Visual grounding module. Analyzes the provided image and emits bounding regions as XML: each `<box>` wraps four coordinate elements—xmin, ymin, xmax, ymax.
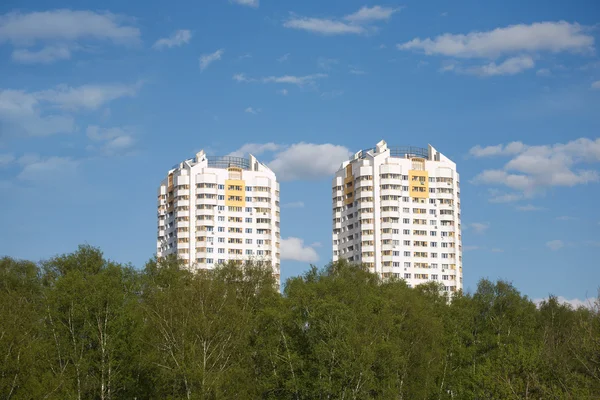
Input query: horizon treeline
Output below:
<box><xmin>1</xmin><ymin>245</ymin><xmax>599</xmax><ymax>399</ymax></box>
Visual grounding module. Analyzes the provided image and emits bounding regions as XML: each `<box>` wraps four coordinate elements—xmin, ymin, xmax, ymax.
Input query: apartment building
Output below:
<box><xmin>332</xmin><ymin>140</ymin><xmax>462</xmax><ymax>295</ymax></box>
<box><xmin>157</xmin><ymin>150</ymin><xmax>281</xmax><ymax>284</ymax></box>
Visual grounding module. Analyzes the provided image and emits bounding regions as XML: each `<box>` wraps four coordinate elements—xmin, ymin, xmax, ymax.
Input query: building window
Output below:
<box><xmin>207</xmin><ymin>258</ymin><xmax>214</xmax><ymax>264</ymax></box>
<box><xmin>207</xmin><ymin>248</ymin><xmax>214</xmax><ymax>253</ymax></box>
<box><xmin>404</xmin><ymin>251</ymin><xmax>410</xmax><ymax>257</ymax></box>
<box><xmin>246</xmin><ymin>197</ymin><xmax>252</xmax><ymax>202</ymax></box>
<box><xmin>218</xmin><ymin>237</ymin><xmax>225</xmax><ymax>243</ymax></box>
<box><xmin>218</xmin><ymin>216</ymin><xmax>225</xmax><ymax>222</ymax></box>
<box><xmin>218</xmin><ymin>227</ymin><xmax>225</xmax><ymax>232</ymax></box>
<box><xmin>218</xmin><ymin>195</ymin><xmax>225</xmax><ymax>200</ymax></box>
<box><xmin>246</xmin><ymin>249</ymin><xmax>253</xmax><ymax>255</ymax></box>
<box><xmin>218</xmin><ymin>185</ymin><xmax>224</xmax><ymax>190</ymax></box>
<box><xmin>245</xmin><ymin>228</ymin><xmax>252</xmax><ymax>233</ymax></box>
<box><xmin>245</xmin><ymin>218</ymin><xmax>252</xmax><ymax>223</ymax></box>
<box><xmin>218</xmin><ymin>248</ymin><xmax>225</xmax><ymax>253</ymax></box>
<box><xmin>246</xmin><ymin>239</ymin><xmax>252</xmax><ymax>244</ymax></box>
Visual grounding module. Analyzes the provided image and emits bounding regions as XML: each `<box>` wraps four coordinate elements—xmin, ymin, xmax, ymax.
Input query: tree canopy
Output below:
<box><xmin>1</xmin><ymin>245</ymin><xmax>598</xmax><ymax>399</ymax></box>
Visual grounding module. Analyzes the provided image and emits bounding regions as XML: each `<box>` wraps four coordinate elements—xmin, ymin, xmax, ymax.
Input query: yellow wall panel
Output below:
<box><xmin>409</xmin><ymin>170</ymin><xmax>429</xmax><ymax>199</ymax></box>
<box><xmin>225</xmin><ymin>179</ymin><xmax>246</xmax><ymax>207</ymax></box>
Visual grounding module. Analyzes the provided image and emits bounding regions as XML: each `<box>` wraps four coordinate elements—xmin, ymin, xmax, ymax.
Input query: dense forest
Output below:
<box><xmin>1</xmin><ymin>245</ymin><xmax>599</xmax><ymax>399</ymax></box>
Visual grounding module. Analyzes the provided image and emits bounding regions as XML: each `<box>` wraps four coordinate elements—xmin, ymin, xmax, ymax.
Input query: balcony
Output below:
<box><xmin>196</xmin><ymin>197</ymin><xmax>217</xmax><ymax>206</ymax></box>
<box><xmin>380</xmin><ymin>200</ymin><xmax>399</xmax><ymax>208</ymax></box>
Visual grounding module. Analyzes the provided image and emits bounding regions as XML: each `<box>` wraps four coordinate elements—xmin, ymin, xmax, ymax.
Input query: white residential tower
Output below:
<box><xmin>157</xmin><ymin>150</ymin><xmax>281</xmax><ymax>284</ymax></box>
<box><xmin>332</xmin><ymin>140</ymin><xmax>462</xmax><ymax>294</ymax></box>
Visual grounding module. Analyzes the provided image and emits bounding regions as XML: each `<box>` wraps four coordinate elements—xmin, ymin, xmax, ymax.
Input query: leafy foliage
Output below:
<box><xmin>0</xmin><ymin>247</ymin><xmax>598</xmax><ymax>399</ymax></box>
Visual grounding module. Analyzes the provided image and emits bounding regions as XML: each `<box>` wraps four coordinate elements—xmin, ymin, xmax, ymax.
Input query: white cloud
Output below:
<box><xmin>546</xmin><ymin>240</ymin><xmax>564</xmax><ymax>251</ymax></box>
<box><xmin>234</xmin><ymin>73</ymin><xmax>327</xmax><ymax>87</ymax></box>
<box><xmin>469</xmin><ymin>222</ymin><xmax>489</xmax><ymax>233</ymax></box>
<box><xmin>282</xmin><ymin>201</ymin><xmax>304</xmax><ymax>208</ymax></box>
<box><xmin>17</xmin><ymin>155</ymin><xmax>79</xmax><ymax>182</ymax></box>
<box><xmin>0</xmin><ymin>9</ymin><xmax>140</xmax><ymax>46</ymax></box>
<box><xmin>244</xmin><ymin>107</ymin><xmax>259</xmax><ymax>114</ymax></box>
<box><xmin>280</xmin><ymin>237</ymin><xmax>319</xmax><ymax>262</ymax></box>
<box><xmin>470</xmin><ymin>141</ymin><xmax>526</xmax><ymax>157</ymax></box>
<box><xmin>277</xmin><ymin>89</ymin><xmax>289</xmax><ymax>96</ymax></box>
<box><xmin>268</xmin><ymin>143</ymin><xmax>352</xmax><ymax>181</ymax></box>
<box><xmin>464</xmin><ymin>55</ymin><xmax>535</xmax><ymax>76</ymax></box>
<box><xmin>472</xmin><ymin>138</ymin><xmax>600</xmax><ymax>196</ymax></box>
<box><xmin>0</xmin><ymin>153</ymin><xmax>15</xmax><ymax>166</ymax></box>
<box><xmin>277</xmin><ymin>53</ymin><xmax>290</xmax><ymax>62</ymax></box>
<box><xmin>11</xmin><ymin>45</ymin><xmax>71</xmax><ymax>64</ymax></box>
<box><xmin>153</xmin><ymin>29</ymin><xmax>191</xmax><ymax>50</ymax></box>
<box><xmin>344</xmin><ymin>6</ymin><xmax>399</xmax><ymax>23</ymax></box>
<box><xmin>592</xmin><ymin>80</ymin><xmax>600</xmax><ymax>90</ymax></box>
<box><xmin>227</xmin><ymin>142</ymin><xmax>280</xmax><ymax>158</ymax></box>
<box><xmin>86</xmin><ymin>125</ymin><xmax>136</xmax><ymax>156</ymax></box>
<box><xmin>199</xmin><ymin>49</ymin><xmax>224</xmax><ymax>71</ymax></box>
<box><xmin>397</xmin><ymin>21</ymin><xmax>593</xmax><ymax>59</ymax></box>
<box><xmin>536</xmin><ymin>68</ymin><xmax>552</xmax><ymax>77</ymax></box>
<box><xmin>231</xmin><ymin>0</ymin><xmax>259</xmax><ymax>8</ymax></box>
<box><xmin>516</xmin><ymin>204</ymin><xmax>546</xmax><ymax>211</ymax></box>
<box><xmin>283</xmin><ymin>5</ymin><xmax>399</xmax><ymax>36</ymax></box>
<box><xmin>491</xmin><ymin>248</ymin><xmax>504</xmax><ymax>253</ymax></box>
<box><xmin>228</xmin><ymin>142</ymin><xmax>351</xmax><ymax>181</ymax></box>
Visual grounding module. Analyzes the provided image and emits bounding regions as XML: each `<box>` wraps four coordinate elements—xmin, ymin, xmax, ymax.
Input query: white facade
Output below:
<box><xmin>157</xmin><ymin>150</ymin><xmax>280</xmax><ymax>285</ymax></box>
<box><xmin>332</xmin><ymin>140</ymin><xmax>462</xmax><ymax>295</ymax></box>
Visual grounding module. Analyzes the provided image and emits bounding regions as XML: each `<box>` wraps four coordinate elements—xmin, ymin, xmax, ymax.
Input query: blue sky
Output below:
<box><xmin>1</xmin><ymin>0</ymin><xmax>599</xmax><ymax>304</ymax></box>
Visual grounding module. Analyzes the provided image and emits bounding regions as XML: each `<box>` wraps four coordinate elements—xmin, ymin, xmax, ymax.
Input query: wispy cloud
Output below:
<box><xmin>516</xmin><ymin>204</ymin><xmax>546</xmax><ymax>211</ymax></box>
<box><xmin>233</xmin><ymin>73</ymin><xmax>327</xmax><ymax>87</ymax></box>
<box><xmin>231</xmin><ymin>0</ymin><xmax>259</xmax><ymax>8</ymax></box>
<box><xmin>469</xmin><ymin>222</ymin><xmax>489</xmax><ymax>233</ymax></box>
<box><xmin>463</xmin><ymin>55</ymin><xmax>535</xmax><ymax>76</ymax></box>
<box><xmin>277</xmin><ymin>53</ymin><xmax>290</xmax><ymax>62</ymax></box>
<box><xmin>546</xmin><ymin>240</ymin><xmax>564</xmax><ymax>251</ymax></box>
<box><xmin>199</xmin><ymin>49</ymin><xmax>224</xmax><ymax>71</ymax></box>
<box><xmin>398</xmin><ymin>21</ymin><xmax>594</xmax><ymax>76</ymax></box>
<box><xmin>556</xmin><ymin>215</ymin><xmax>578</xmax><ymax>221</ymax></box>
<box><xmin>244</xmin><ymin>106</ymin><xmax>260</xmax><ymax>115</ymax></box>
<box><xmin>349</xmin><ymin>66</ymin><xmax>367</xmax><ymax>75</ymax></box>
<box><xmin>11</xmin><ymin>45</ymin><xmax>71</xmax><ymax>64</ymax></box>
<box><xmin>283</xmin><ymin>5</ymin><xmax>399</xmax><ymax>36</ymax></box>
<box><xmin>277</xmin><ymin>89</ymin><xmax>289</xmax><ymax>96</ymax></box>
<box><xmin>0</xmin><ymin>9</ymin><xmax>140</xmax><ymax>64</ymax></box>
<box><xmin>16</xmin><ymin>154</ymin><xmax>79</xmax><ymax>183</ymax></box>
<box><xmin>536</xmin><ymin>68</ymin><xmax>552</xmax><ymax>77</ymax></box>
<box><xmin>592</xmin><ymin>80</ymin><xmax>600</xmax><ymax>90</ymax></box>
<box><xmin>317</xmin><ymin>57</ymin><xmax>338</xmax><ymax>70</ymax></box>
<box><xmin>0</xmin><ymin>82</ymin><xmax>141</xmax><ymax>137</ymax></box>
<box><xmin>282</xmin><ymin>201</ymin><xmax>305</xmax><ymax>208</ymax></box>
<box><xmin>398</xmin><ymin>21</ymin><xmax>593</xmax><ymax>58</ymax></box>
<box><xmin>153</xmin><ymin>29</ymin><xmax>191</xmax><ymax>50</ymax></box>
<box><xmin>86</xmin><ymin>125</ymin><xmax>136</xmax><ymax>156</ymax></box>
